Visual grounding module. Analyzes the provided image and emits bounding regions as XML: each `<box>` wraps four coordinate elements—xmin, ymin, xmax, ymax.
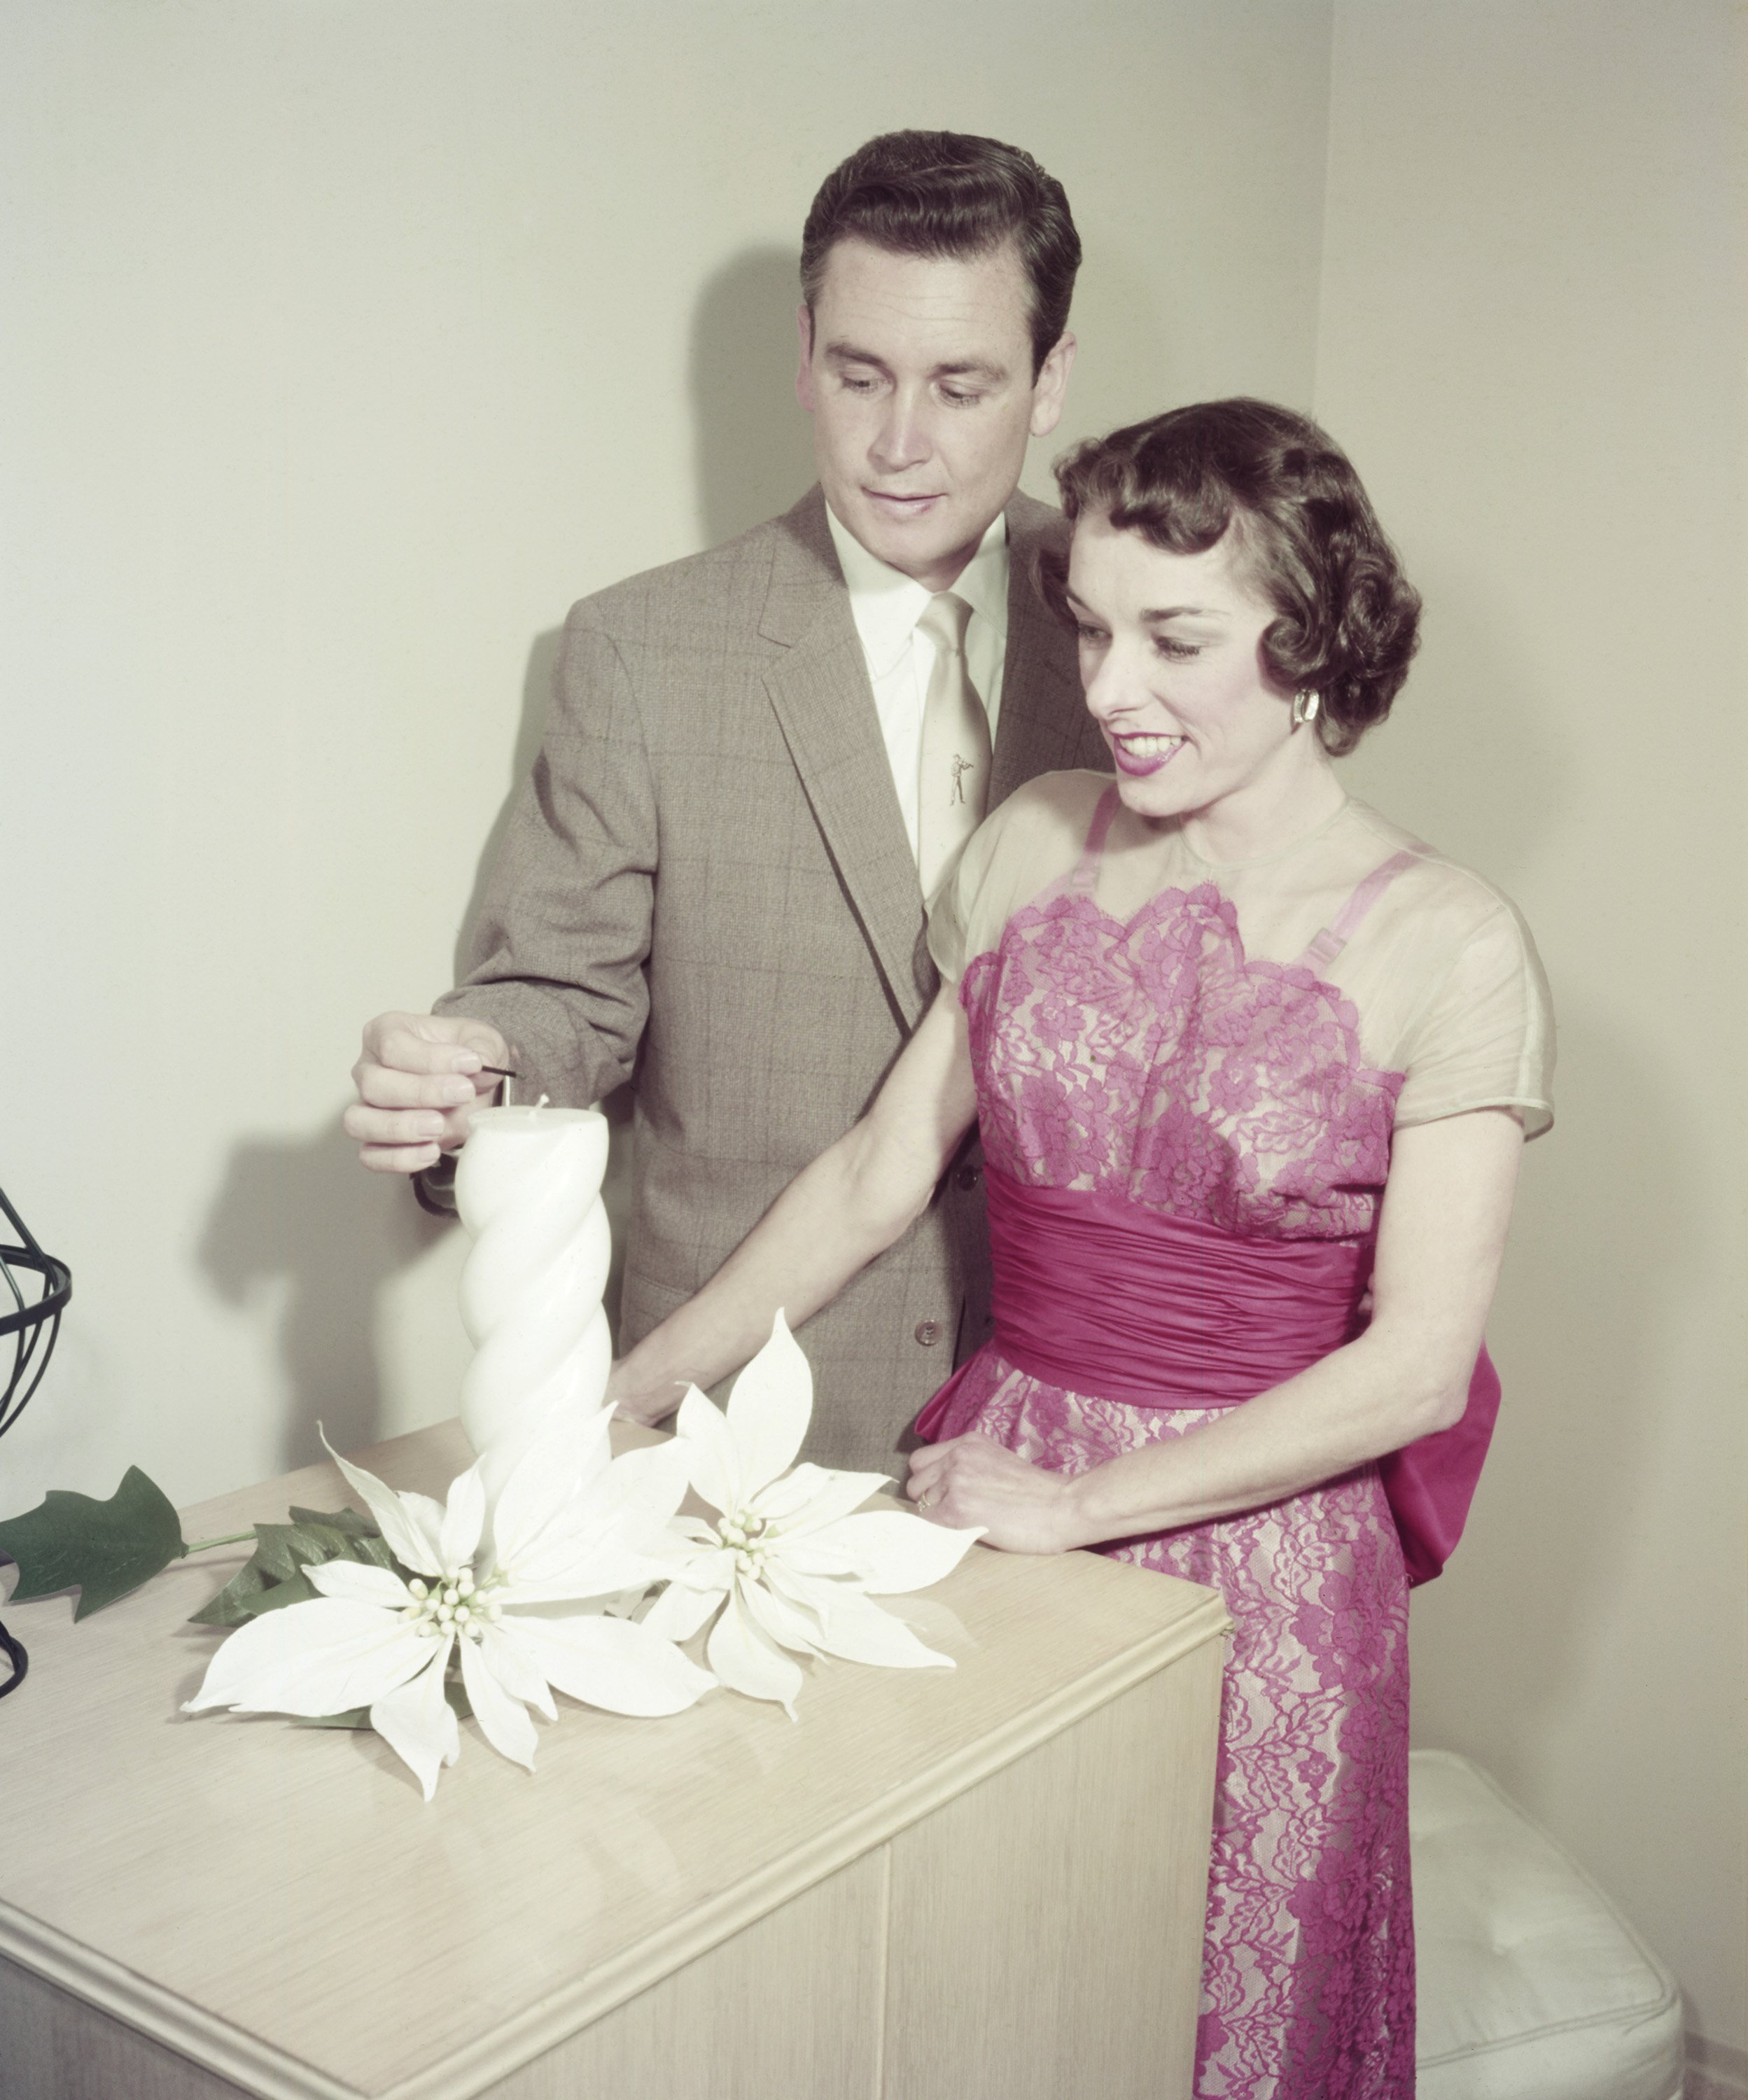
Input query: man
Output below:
<box><xmin>347</xmin><ymin>130</ymin><xmax>1108</xmax><ymax>1473</ymax></box>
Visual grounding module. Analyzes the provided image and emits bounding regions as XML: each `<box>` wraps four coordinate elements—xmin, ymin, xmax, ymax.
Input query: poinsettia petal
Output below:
<box><xmin>184</xmin><ymin>1599</ymin><xmax>433</xmax><ymax>1716</ymax></box>
<box><xmin>370</xmin><ymin>1651</ymin><xmax>459</xmax><ymax>1802</ymax></box>
<box><xmin>757</xmin><ymin>1464</ymin><xmax>889</xmax><ymax>1532</ymax></box>
<box><xmin>305</xmin><ymin>1560</ymin><xmax>415</xmax><ymax>1608</ymax></box>
<box><xmin>737</xmin><ymin>1572</ymin><xmax>825</xmax><ymax>1657</ymax></box>
<box><xmin>674</xmin><ymin>1543</ymin><xmax>736</xmax><ymax>1590</ymax></box>
<box><xmin>505</xmin><ymin>1527</ymin><xmax>676</xmax><ymax>1605</ymax></box>
<box><xmin>508</xmin><ymin>1611</ymin><xmax>716</xmax><ymax>1716</ymax></box>
<box><xmin>319</xmin><ymin>1429</ymin><xmax>444</xmax><ymax>1577</ymax></box>
<box><xmin>489</xmin><ymin>1406</ymin><xmax>615</xmax><ymax>1571</ymax></box>
<box><xmin>459</xmin><ymin>1633</ymin><xmax>540</xmax><ymax>1772</ymax></box>
<box><xmin>640</xmin><ymin>1580</ymin><xmax>723</xmax><ymax>1642</ymax></box>
<box><xmin>396</xmin><ymin>1492</ymin><xmax>449</xmax><ymax>1562</ymax></box>
<box><xmin>723</xmin><ymin>1311</ymin><xmax>813</xmax><ymax>1497</ymax></box>
<box><xmin>792</xmin><ymin>1511</ymin><xmax>984</xmax><ymax>1593</ymax></box>
<box><xmin>772</xmin><ymin>1536</ymin><xmax>864</xmax><ymax>1580</ymax></box>
<box><xmin>438</xmin><ymin>1460</ymin><xmax>487</xmax><ymax>1572</ymax></box>
<box><xmin>804</xmin><ymin>1588</ymin><xmax>956</xmax><ymax>1670</ymax></box>
<box><xmin>673</xmin><ymin>1386</ymin><xmax>741</xmax><ymax>1517</ymax></box>
<box><xmin>760</xmin><ymin>1555</ymin><xmax>847</xmax><ymax>1622</ymax></box>
<box><xmin>598</xmin><ymin>1441</ymin><xmax>694</xmax><ymax>1539</ymax></box>
<box><xmin>475</xmin><ymin>1620</ymin><xmax>557</xmax><ymax>1719</ymax></box>
<box><xmin>515</xmin><ymin>1441</ymin><xmax>697</xmax><ymax>1600</ymax></box>
<box><xmin>706</xmin><ymin>1593</ymin><xmax>804</xmax><ymax>1715</ymax></box>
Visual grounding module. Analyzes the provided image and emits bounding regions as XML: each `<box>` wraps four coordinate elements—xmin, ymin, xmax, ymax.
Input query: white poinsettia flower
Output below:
<box><xmin>184</xmin><ymin>1408</ymin><xmax>714</xmax><ymax>1800</ymax></box>
<box><xmin>643</xmin><ymin>1312</ymin><xmax>983</xmax><ymax>1716</ymax></box>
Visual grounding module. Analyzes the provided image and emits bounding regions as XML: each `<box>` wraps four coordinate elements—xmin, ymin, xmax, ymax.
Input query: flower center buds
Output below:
<box><xmin>403</xmin><ymin>1566</ymin><xmax>503</xmax><ymax>1642</ymax></box>
<box><xmin>716</xmin><ymin>1511</ymin><xmax>771</xmax><ymax>1576</ymax></box>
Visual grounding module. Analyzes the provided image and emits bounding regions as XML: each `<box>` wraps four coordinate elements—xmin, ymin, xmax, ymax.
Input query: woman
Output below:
<box><xmin>610</xmin><ymin>399</ymin><xmax>1553</xmax><ymax>2098</ymax></box>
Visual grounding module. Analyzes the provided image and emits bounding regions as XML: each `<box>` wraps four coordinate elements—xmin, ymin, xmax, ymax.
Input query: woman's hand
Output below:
<box><xmin>905</xmin><ymin>1434</ymin><xmax>1091</xmax><ymax>1555</ymax></box>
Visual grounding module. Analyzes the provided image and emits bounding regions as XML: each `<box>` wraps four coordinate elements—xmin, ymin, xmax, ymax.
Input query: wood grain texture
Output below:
<box><xmin>480</xmin><ymin>1850</ymin><xmax>886</xmax><ymax>2100</ymax></box>
<box><xmin>0</xmin><ymin>1420</ymin><xmax>1228</xmax><ymax>2099</ymax></box>
<box><xmin>883</xmin><ymin>1642</ymin><xmax>1225</xmax><ymax>2100</ymax></box>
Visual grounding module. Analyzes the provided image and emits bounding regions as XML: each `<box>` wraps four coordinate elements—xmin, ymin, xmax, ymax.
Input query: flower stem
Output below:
<box><xmin>182</xmin><ymin>1531</ymin><xmax>256</xmax><ymax>1555</ymax></box>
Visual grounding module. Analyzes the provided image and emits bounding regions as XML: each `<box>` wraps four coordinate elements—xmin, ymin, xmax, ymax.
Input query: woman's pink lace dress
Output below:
<box><xmin>920</xmin><ymin>776</ymin><xmax>1555</xmax><ymax>2100</ymax></box>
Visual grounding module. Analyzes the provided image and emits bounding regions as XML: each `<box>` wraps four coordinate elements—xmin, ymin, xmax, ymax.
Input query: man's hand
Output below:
<box><xmin>345</xmin><ymin>1011</ymin><xmax>512</xmax><ymax>1175</ymax></box>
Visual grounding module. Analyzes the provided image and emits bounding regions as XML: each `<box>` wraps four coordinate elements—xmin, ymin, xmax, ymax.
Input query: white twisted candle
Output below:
<box><xmin>454</xmin><ymin>1103</ymin><xmax>613</xmax><ymax>1489</ymax></box>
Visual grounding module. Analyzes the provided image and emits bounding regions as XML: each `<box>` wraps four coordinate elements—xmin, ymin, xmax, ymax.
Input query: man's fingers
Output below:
<box><xmin>368</xmin><ymin>1026</ymin><xmax>482</xmax><ymax>1076</ymax></box>
<box><xmin>352</xmin><ymin>1063</ymin><xmax>487</xmax><ymax>1112</ymax></box>
<box><xmin>349</xmin><ymin>1013</ymin><xmax>512</xmax><ymax>1177</ymax></box>
<box><xmin>359</xmin><ymin>1011</ymin><xmax>510</xmax><ymax>1076</ymax></box>
<box><xmin>344</xmin><ymin>1101</ymin><xmax>470</xmax><ymax>1146</ymax></box>
<box><xmin>358</xmin><ymin>1140</ymin><xmax>445</xmax><ymax>1177</ymax></box>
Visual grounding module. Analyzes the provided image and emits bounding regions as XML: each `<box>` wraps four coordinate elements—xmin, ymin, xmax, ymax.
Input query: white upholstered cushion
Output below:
<box><xmin>1411</xmin><ymin>1751</ymin><xmax>1685</xmax><ymax>2100</ymax></box>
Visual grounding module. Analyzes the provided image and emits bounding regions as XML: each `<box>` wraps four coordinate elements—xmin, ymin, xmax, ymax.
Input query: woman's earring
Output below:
<box><xmin>1292</xmin><ymin>690</ymin><xmax>1322</xmax><ymax>727</ymax></box>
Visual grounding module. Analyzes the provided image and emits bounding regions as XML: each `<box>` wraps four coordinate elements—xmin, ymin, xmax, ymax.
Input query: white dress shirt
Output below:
<box><xmin>825</xmin><ymin>504</ymin><xmax>1009</xmax><ymax>869</ymax></box>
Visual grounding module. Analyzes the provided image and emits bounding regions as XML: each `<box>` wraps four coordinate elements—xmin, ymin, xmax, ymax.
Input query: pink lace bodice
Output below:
<box><xmin>962</xmin><ymin>873</ymin><xmax>1407</xmax><ymax>1243</ymax></box>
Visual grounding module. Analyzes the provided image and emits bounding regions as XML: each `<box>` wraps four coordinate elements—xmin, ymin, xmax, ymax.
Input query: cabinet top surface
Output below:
<box><xmin>1</xmin><ymin>1419</ymin><xmax>1225</xmax><ymax>2099</ymax></box>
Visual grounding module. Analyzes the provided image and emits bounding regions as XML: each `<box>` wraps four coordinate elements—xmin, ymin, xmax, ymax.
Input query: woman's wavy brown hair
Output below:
<box><xmin>1042</xmin><ymin>400</ymin><xmax>1421</xmax><ymax>755</ymax></box>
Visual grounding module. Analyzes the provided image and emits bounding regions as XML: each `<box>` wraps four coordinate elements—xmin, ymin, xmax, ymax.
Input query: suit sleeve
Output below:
<box><xmin>434</xmin><ymin>606</ymin><xmax>656</xmax><ymax>1109</ymax></box>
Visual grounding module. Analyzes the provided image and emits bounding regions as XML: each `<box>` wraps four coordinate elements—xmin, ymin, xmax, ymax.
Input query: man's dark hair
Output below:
<box><xmin>1043</xmin><ymin>399</ymin><xmax>1422</xmax><ymax>755</ymax></box>
<box><xmin>800</xmin><ymin>130</ymin><xmax>1079</xmax><ymax>377</ymax></box>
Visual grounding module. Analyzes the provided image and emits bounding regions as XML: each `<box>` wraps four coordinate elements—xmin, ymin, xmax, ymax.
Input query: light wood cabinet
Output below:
<box><xmin>1</xmin><ymin>1421</ymin><xmax>1227</xmax><ymax>2100</ymax></box>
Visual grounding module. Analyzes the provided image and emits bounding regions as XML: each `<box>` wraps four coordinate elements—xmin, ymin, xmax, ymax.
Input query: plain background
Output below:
<box><xmin>3</xmin><ymin>0</ymin><xmax>1742</xmax><ymax>2078</ymax></box>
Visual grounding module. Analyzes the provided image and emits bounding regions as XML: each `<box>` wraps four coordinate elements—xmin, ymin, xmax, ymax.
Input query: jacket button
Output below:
<box><xmin>954</xmin><ymin>1165</ymin><xmax>981</xmax><ymax>1192</ymax></box>
<box><xmin>914</xmin><ymin>1320</ymin><xmax>942</xmax><ymax>1347</ymax></box>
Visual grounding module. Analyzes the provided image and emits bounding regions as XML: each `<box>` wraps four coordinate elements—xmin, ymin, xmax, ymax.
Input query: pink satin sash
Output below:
<box><xmin>915</xmin><ymin>1165</ymin><xmax>1498</xmax><ymax>1586</ymax></box>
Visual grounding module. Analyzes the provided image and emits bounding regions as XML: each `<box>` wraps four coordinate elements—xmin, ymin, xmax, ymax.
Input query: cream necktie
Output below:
<box><xmin>915</xmin><ymin>592</ymin><xmax>991</xmax><ymax>901</ymax></box>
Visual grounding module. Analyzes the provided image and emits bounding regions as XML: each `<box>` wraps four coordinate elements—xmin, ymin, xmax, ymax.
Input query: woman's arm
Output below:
<box><xmin>607</xmin><ymin>986</ymin><xmax>980</xmax><ymax>1424</ymax></box>
<box><xmin>908</xmin><ymin>1107</ymin><xmax>1525</xmax><ymax>1549</ymax></box>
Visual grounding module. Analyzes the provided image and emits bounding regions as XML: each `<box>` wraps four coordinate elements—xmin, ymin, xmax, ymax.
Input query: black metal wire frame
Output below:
<box><xmin>0</xmin><ymin>1183</ymin><xmax>72</xmax><ymax>1443</ymax></box>
<box><xmin>0</xmin><ymin>1618</ymin><xmax>25</xmax><ymax>1698</ymax></box>
<box><xmin>0</xmin><ymin>1183</ymin><xmax>71</xmax><ymax>1698</ymax></box>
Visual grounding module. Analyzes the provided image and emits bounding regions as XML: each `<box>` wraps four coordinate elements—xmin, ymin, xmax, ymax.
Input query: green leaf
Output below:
<box><xmin>288</xmin><ymin>1505</ymin><xmax>379</xmax><ymax>1538</ymax></box>
<box><xmin>188</xmin><ymin>1508</ymin><xmax>398</xmax><ymax>1628</ymax></box>
<box><xmin>0</xmin><ymin>1468</ymin><xmax>188</xmax><ymax>1620</ymax></box>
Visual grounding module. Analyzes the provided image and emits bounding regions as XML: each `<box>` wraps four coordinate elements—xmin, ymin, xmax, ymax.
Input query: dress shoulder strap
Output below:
<box><xmin>1294</xmin><ymin>844</ymin><xmax>1429</xmax><ymax>974</ymax></box>
<box><xmin>1068</xmin><ymin>785</ymin><xmax>1124</xmax><ymax>895</ymax></box>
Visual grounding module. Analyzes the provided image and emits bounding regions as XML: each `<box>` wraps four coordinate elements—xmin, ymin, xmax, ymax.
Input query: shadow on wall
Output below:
<box><xmin>1411</xmin><ymin>990</ymin><xmax>1693</xmax><ymax>1779</ymax></box>
<box><xmin>1379</xmin><ymin>583</ymin><xmax>1691</xmax><ymax>1792</ymax></box>
<box><xmin>452</xmin><ymin>626</ymin><xmax>564</xmax><ymax>990</ymax></box>
<box><xmin>198</xmin><ymin>1116</ymin><xmax>449</xmax><ymax>1471</ymax></box>
<box><xmin>690</xmin><ymin>244</ymin><xmax>818</xmax><ymax>547</ymax></box>
<box><xmin>1339</xmin><ymin>552</ymin><xmax>1573</xmax><ymax>900</ymax></box>
<box><xmin>1327</xmin><ymin>571</ymin><xmax>1688</xmax><ymax>1772</ymax></box>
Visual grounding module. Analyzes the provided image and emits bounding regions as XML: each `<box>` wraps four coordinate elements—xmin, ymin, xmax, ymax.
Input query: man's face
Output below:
<box><xmin>797</xmin><ymin>237</ymin><xmax>1075</xmax><ymax>593</ymax></box>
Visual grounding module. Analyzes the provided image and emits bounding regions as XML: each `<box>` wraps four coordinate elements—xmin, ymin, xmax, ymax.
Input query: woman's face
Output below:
<box><xmin>1065</xmin><ymin>512</ymin><xmax>1303</xmax><ymax>825</ymax></box>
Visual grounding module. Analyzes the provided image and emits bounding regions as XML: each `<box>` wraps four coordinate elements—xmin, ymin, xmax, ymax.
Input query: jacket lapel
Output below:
<box><xmin>990</xmin><ymin>492</ymin><xmax>1087</xmax><ymax>805</ymax></box>
<box><xmin>760</xmin><ymin>491</ymin><xmax>931</xmax><ymax>1028</ymax></box>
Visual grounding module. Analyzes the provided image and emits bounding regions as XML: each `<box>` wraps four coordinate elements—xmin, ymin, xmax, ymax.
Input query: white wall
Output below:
<box><xmin>1315</xmin><ymin>0</ymin><xmax>1747</xmax><ymax>2062</ymax></box>
<box><xmin>1</xmin><ymin>0</ymin><xmax>1332</xmax><ymax>1502</ymax></box>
